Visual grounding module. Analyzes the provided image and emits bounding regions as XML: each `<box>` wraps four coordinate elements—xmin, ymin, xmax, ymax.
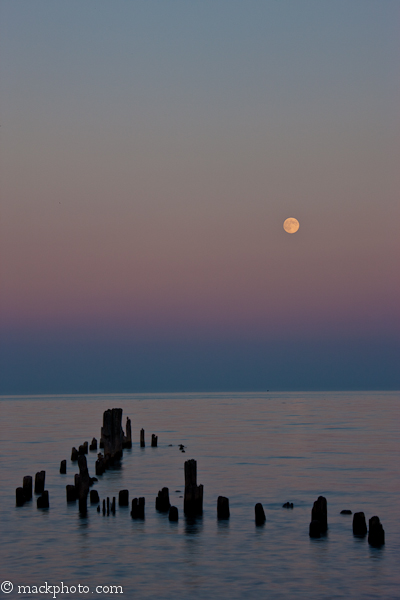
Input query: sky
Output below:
<box><xmin>0</xmin><ymin>0</ymin><xmax>399</xmax><ymax>393</ymax></box>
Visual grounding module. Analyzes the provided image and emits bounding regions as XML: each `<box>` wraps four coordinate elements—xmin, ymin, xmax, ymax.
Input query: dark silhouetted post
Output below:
<box><xmin>353</xmin><ymin>512</ymin><xmax>367</xmax><ymax>536</ymax></box>
<box><xmin>77</xmin><ymin>455</ymin><xmax>90</xmax><ymax>515</ymax></box>
<box><xmin>309</xmin><ymin>520</ymin><xmax>321</xmax><ymax>538</ymax></box>
<box><xmin>311</xmin><ymin>496</ymin><xmax>328</xmax><ymax>533</ymax></box>
<box><xmin>23</xmin><ymin>476</ymin><xmax>32</xmax><ymax>500</ymax></box>
<box><xmin>140</xmin><ymin>429</ymin><xmax>145</xmax><ymax>448</ymax></box>
<box><xmin>184</xmin><ymin>459</ymin><xmax>203</xmax><ymax>516</ymax></box>
<box><xmin>124</xmin><ymin>417</ymin><xmax>132</xmax><ymax>449</ymax></box>
<box><xmin>156</xmin><ymin>487</ymin><xmax>171</xmax><ymax>512</ymax></box>
<box><xmin>37</xmin><ymin>491</ymin><xmax>49</xmax><ymax>508</ymax></box>
<box><xmin>71</xmin><ymin>447</ymin><xmax>79</xmax><ymax>461</ymax></box>
<box><xmin>151</xmin><ymin>434</ymin><xmax>158</xmax><ymax>447</ymax></box>
<box><xmin>101</xmin><ymin>408</ymin><xmax>124</xmax><ymax>461</ymax></box>
<box><xmin>66</xmin><ymin>485</ymin><xmax>77</xmax><ymax>502</ymax></box>
<box><xmin>89</xmin><ymin>438</ymin><xmax>97</xmax><ymax>451</ymax></box>
<box><xmin>90</xmin><ymin>490</ymin><xmax>99</xmax><ymax>504</ymax></box>
<box><xmin>169</xmin><ymin>506</ymin><xmax>179</xmax><ymax>521</ymax></box>
<box><xmin>368</xmin><ymin>516</ymin><xmax>385</xmax><ymax>546</ymax></box>
<box><xmin>34</xmin><ymin>471</ymin><xmax>45</xmax><ymax>495</ymax></box>
<box><xmin>131</xmin><ymin>497</ymin><xmax>145</xmax><ymax>519</ymax></box>
<box><xmin>60</xmin><ymin>460</ymin><xmax>67</xmax><ymax>474</ymax></box>
<box><xmin>16</xmin><ymin>487</ymin><xmax>25</xmax><ymax>506</ymax></box>
<box><xmin>255</xmin><ymin>503</ymin><xmax>266</xmax><ymax>525</ymax></box>
<box><xmin>119</xmin><ymin>489</ymin><xmax>129</xmax><ymax>506</ymax></box>
<box><xmin>217</xmin><ymin>496</ymin><xmax>230</xmax><ymax>519</ymax></box>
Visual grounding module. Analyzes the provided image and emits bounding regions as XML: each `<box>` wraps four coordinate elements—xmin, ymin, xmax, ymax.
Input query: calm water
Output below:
<box><xmin>0</xmin><ymin>392</ymin><xmax>399</xmax><ymax>599</ymax></box>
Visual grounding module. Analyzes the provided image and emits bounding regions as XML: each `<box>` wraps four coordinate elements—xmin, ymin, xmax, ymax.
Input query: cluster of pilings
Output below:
<box><xmin>15</xmin><ymin>408</ymin><xmax>386</xmax><ymax>549</ymax></box>
<box><xmin>16</xmin><ymin>471</ymin><xmax>49</xmax><ymax>509</ymax></box>
<box><xmin>306</xmin><ymin>496</ymin><xmax>385</xmax><ymax>546</ymax></box>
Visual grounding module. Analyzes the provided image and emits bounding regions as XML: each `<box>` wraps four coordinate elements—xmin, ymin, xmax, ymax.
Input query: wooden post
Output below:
<box><xmin>123</xmin><ymin>417</ymin><xmax>132</xmax><ymax>449</ymax></box>
<box><xmin>16</xmin><ymin>487</ymin><xmax>25</xmax><ymax>506</ymax></box>
<box><xmin>23</xmin><ymin>476</ymin><xmax>32</xmax><ymax>500</ymax></box>
<box><xmin>156</xmin><ymin>487</ymin><xmax>171</xmax><ymax>512</ymax></box>
<box><xmin>368</xmin><ymin>516</ymin><xmax>385</xmax><ymax>546</ymax></box>
<box><xmin>102</xmin><ymin>499</ymin><xmax>106</xmax><ymax>515</ymax></box>
<box><xmin>309</xmin><ymin>520</ymin><xmax>321</xmax><ymax>538</ymax></box>
<box><xmin>255</xmin><ymin>503</ymin><xmax>266</xmax><ymax>525</ymax></box>
<box><xmin>119</xmin><ymin>490</ymin><xmax>129</xmax><ymax>506</ymax></box>
<box><xmin>101</xmin><ymin>408</ymin><xmax>124</xmax><ymax>461</ymax></box>
<box><xmin>95</xmin><ymin>453</ymin><xmax>106</xmax><ymax>476</ymax></box>
<box><xmin>169</xmin><ymin>506</ymin><xmax>179</xmax><ymax>521</ymax></box>
<box><xmin>60</xmin><ymin>460</ymin><xmax>67</xmax><ymax>474</ymax></box>
<box><xmin>151</xmin><ymin>434</ymin><xmax>158</xmax><ymax>447</ymax></box>
<box><xmin>131</xmin><ymin>497</ymin><xmax>145</xmax><ymax>519</ymax></box>
<box><xmin>37</xmin><ymin>491</ymin><xmax>49</xmax><ymax>509</ymax></box>
<box><xmin>77</xmin><ymin>455</ymin><xmax>90</xmax><ymax>515</ymax></box>
<box><xmin>71</xmin><ymin>447</ymin><xmax>79</xmax><ymax>461</ymax></box>
<box><xmin>140</xmin><ymin>429</ymin><xmax>145</xmax><ymax>448</ymax></box>
<box><xmin>66</xmin><ymin>485</ymin><xmax>77</xmax><ymax>502</ymax></box>
<box><xmin>90</xmin><ymin>490</ymin><xmax>100</xmax><ymax>504</ymax></box>
<box><xmin>111</xmin><ymin>497</ymin><xmax>116</xmax><ymax>514</ymax></box>
<box><xmin>353</xmin><ymin>512</ymin><xmax>367</xmax><ymax>536</ymax></box>
<box><xmin>83</xmin><ymin>441</ymin><xmax>88</xmax><ymax>454</ymax></box>
<box><xmin>89</xmin><ymin>438</ymin><xmax>97</xmax><ymax>451</ymax></box>
<box><xmin>311</xmin><ymin>496</ymin><xmax>328</xmax><ymax>533</ymax></box>
<box><xmin>34</xmin><ymin>471</ymin><xmax>45</xmax><ymax>494</ymax></box>
<box><xmin>217</xmin><ymin>496</ymin><xmax>230</xmax><ymax>519</ymax></box>
<box><xmin>184</xmin><ymin>459</ymin><xmax>203</xmax><ymax>516</ymax></box>
<box><xmin>107</xmin><ymin>497</ymin><xmax>110</xmax><ymax>516</ymax></box>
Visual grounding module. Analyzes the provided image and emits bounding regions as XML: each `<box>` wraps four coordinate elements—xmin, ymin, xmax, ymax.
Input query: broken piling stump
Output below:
<box><xmin>353</xmin><ymin>512</ymin><xmax>367</xmax><ymax>536</ymax></box>
<box><xmin>311</xmin><ymin>496</ymin><xmax>328</xmax><ymax>533</ymax></box>
<box><xmin>156</xmin><ymin>487</ymin><xmax>171</xmax><ymax>512</ymax></box>
<box><xmin>101</xmin><ymin>408</ymin><xmax>124</xmax><ymax>461</ymax></box>
<box><xmin>309</xmin><ymin>520</ymin><xmax>321</xmax><ymax>538</ymax></box>
<box><xmin>111</xmin><ymin>497</ymin><xmax>116</xmax><ymax>514</ymax></box>
<box><xmin>119</xmin><ymin>489</ymin><xmax>129</xmax><ymax>506</ymax></box>
<box><xmin>102</xmin><ymin>499</ymin><xmax>106</xmax><ymax>515</ymax></box>
<box><xmin>123</xmin><ymin>417</ymin><xmax>132</xmax><ymax>449</ymax></box>
<box><xmin>71</xmin><ymin>447</ymin><xmax>79</xmax><ymax>461</ymax></box>
<box><xmin>77</xmin><ymin>455</ymin><xmax>91</xmax><ymax>515</ymax></box>
<box><xmin>23</xmin><ymin>476</ymin><xmax>32</xmax><ymax>500</ymax></box>
<box><xmin>169</xmin><ymin>506</ymin><xmax>179</xmax><ymax>521</ymax></box>
<box><xmin>89</xmin><ymin>438</ymin><xmax>97</xmax><ymax>451</ymax></box>
<box><xmin>368</xmin><ymin>516</ymin><xmax>385</xmax><ymax>547</ymax></box>
<box><xmin>95</xmin><ymin>453</ymin><xmax>106</xmax><ymax>476</ymax></box>
<box><xmin>90</xmin><ymin>490</ymin><xmax>99</xmax><ymax>504</ymax></box>
<box><xmin>107</xmin><ymin>497</ymin><xmax>110</xmax><ymax>516</ymax></box>
<box><xmin>131</xmin><ymin>497</ymin><xmax>145</xmax><ymax>519</ymax></box>
<box><xmin>83</xmin><ymin>441</ymin><xmax>88</xmax><ymax>454</ymax></box>
<box><xmin>37</xmin><ymin>491</ymin><xmax>49</xmax><ymax>509</ymax></box>
<box><xmin>66</xmin><ymin>485</ymin><xmax>77</xmax><ymax>502</ymax></box>
<box><xmin>16</xmin><ymin>487</ymin><xmax>25</xmax><ymax>506</ymax></box>
<box><xmin>60</xmin><ymin>460</ymin><xmax>67</xmax><ymax>474</ymax></box>
<box><xmin>217</xmin><ymin>496</ymin><xmax>230</xmax><ymax>519</ymax></box>
<box><xmin>184</xmin><ymin>459</ymin><xmax>203</xmax><ymax>516</ymax></box>
<box><xmin>151</xmin><ymin>434</ymin><xmax>158</xmax><ymax>447</ymax></box>
<box><xmin>140</xmin><ymin>428</ymin><xmax>145</xmax><ymax>448</ymax></box>
<box><xmin>34</xmin><ymin>471</ymin><xmax>45</xmax><ymax>495</ymax></box>
<box><xmin>255</xmin><ymin>503</ymin><xmax>266</xmax><ymax>525</ymax></box>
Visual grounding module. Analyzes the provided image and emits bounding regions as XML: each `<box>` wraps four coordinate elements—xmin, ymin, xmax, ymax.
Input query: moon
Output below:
<box><xmin>283</xmin><ymin>217</ymin><xmax>300</xmax><ymax>234</ymax></box>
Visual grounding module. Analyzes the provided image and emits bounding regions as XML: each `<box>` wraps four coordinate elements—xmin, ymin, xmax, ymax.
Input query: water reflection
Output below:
<box><xmin>184</xmin><ymin>515</ymin><xmax>203</xmax><ymax>536</ymax></box>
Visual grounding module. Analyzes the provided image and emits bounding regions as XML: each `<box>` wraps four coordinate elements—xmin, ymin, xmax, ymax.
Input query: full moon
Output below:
<box><xmin>283</xmin><ymin>217</ymin><xmax>300</xmax><ymax>234</ymax></box>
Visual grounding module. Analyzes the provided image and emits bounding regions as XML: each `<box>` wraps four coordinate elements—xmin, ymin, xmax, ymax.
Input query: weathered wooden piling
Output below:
<box><xmin>78</xmin><ymin>445</ymin><xmax>86</xmax><ymax>456</ymax></box>
<box><xmin>119</xmin><ymin>489</ymin><xmax>129</xmax><ymax>506</ymax></box>
<box><xmin>368</xmin><ymin>516</ymin><xmax>385</xmax><ymax>547</ymax></box>
<box><xmin>37</xmin><ymin>491</ymin><xmax>49</xmax><ymax>509</ymax></box>
<box><xmin>34</xmin><ymin>471</ymin><xmax>45</xmax><ymax>495</ymax></box>
<box><xmin>60</xmin><ymin>460</ymin><xmax>67</xmax><ymax>474</ymax></box>
<box><xmin>97</xmin><ymin>505</ymin><xmax>100</xmax><ymax>513</ymax></box>
<box><xmin>23</xmin><ymin>476</ymin><xmax>32</xmax><ymax>500</ymax></box>
<box><xmin>83</xmin><ymin>441</ymin><xmax>88</xmax><ymax>454</ymax></box>
<box><xmin>311</xmin><ymin>496</ymin><xmax>328</xmax><ymax>533</ymax></box>
<box><xmin>16</xmin><ymin>487</ymin><xmax>25</xmax><ymax>506</ymax></box>
<box><xmin>89</xmin><ymin>438</ymin><xmax>97</xmax><ymax>451</ymax></box>
<box><xmin>156</xmin><ymin>487</ymin><xmax>171</xmax><ymax>512</ymax></box>
<box><xmin>123</xmin><ymin>417</ymin><xmax>132</xmax><ymax>449</ymax></box>
<box><xmin>111</xmin><ymin>497</ymin><xmax>116</xmax><ymax>514</ymax></box>
<box><xmin>151</xmin><ymin>434</ymin><xmax>158</xmax><ymax>447</ymax></box>
<box><xmin>77</xmin><ymin>455</ymin><xmax>91</xmax><ymax>515</ymax></box>
<box><xmin>169</xmin><ymin>506</ymin><xmax>179</xmax><ymax>521</ymax></box>
<box><xmin>102</xmin><ymin>499</ymin><xmax>106</xmax><ymax>515</ymax></box>
<box><xmin>283</xmin><ymin>502</ymin><xmax>294</xmax><ymax>509</ymax></box>
<box><xmin>131</xmin><ymin>497</ymin><xmax>145</xmax><ymax>519</ymax></box>
<box><xmin>66</xmin><ymin>485</ymin><xmax>77</xmax><ymax>502</ymax></box>
<box><xmin>101</xmin><ymin>408</ymin><xmax>124</xmax><ymax>461</ymax></box>
<box><xmin>217</xmin><ymin>496</ymin><xmax>230</xmax><ymax>519</ymax></box>
<box><xmin>255</xmin><ymin>503</ymin><xmax>266</xmax><ymax>525</ymax></box>
<box><xmin>71</xmin><ymin>447</ymin><xmax>79</xmax><ymax>461</ymax></box>
<box><xmin>107</xmin><ymin>497</ymin><xmax>110</xmax><ymax>516</ymax></box>
<box><xmin>340</xmin><ymin>509</ymin><xmax>352</xmax><ymax>515</ymax></box>
<box><xmin>90</xmin><ymin>490</ymin><xmax>100</xmax><ymax>504</ymax></box>
<box><xmin>140</xmin><ymin>428</ymin><xmax>145</xmax><ymax>448</ymax></box>
<box><xmin>353</xmin><ymin>512</ymin><xmax>367</xmax><ymax>536</ymax></box>
<box><xmin>184</xmin><ymin>459</ymin><xmax>203</xmax><ymax>516</ymax></box>
<box><xmin>95</xmin><ymin>453</ymin><xmax>106</xmax><ymax>476</ymax></box>
<box><xmin>309</xmin><ymin>520</ymin><xmax>321</xmax><ymax>538</ymax></box>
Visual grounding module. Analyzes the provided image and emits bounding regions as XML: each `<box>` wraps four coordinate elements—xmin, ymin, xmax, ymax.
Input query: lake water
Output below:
<box><xmin>1</xmin><ymin>391</ymin><xmax>399</xmax><ymax>599</ymax></box>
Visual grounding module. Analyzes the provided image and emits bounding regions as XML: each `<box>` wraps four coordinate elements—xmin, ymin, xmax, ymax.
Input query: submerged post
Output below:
<box><xmin>184</xmin><ymin>459</ymin><xmax>203</xmax><ymax>516</ymax></box>
<box><xmin>310</xmin><ymin>496</ymin><xmax>328</xmax><ymax>533</ymax></box>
